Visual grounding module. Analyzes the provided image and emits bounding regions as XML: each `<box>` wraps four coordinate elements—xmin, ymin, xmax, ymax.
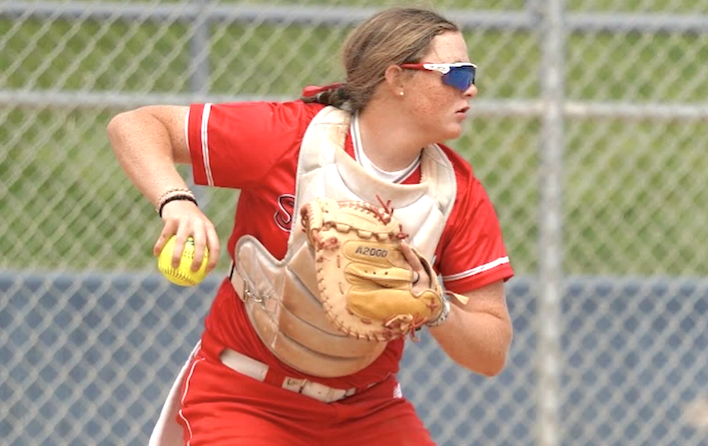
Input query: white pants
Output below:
<box><xmin>148</xmin><ymin>342</ymin><xmax>201</xmax><ymax>446</ymax></box>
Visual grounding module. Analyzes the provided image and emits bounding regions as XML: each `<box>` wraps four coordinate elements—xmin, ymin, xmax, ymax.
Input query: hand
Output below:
<box><xmin>400</xmin><ymin>240</ymin><xmax>431</xmax><ymax>295</ymax></box>
<box><xmin>153</xmin><ymin>200</ymin><xmax>220</xmax><ymax>272</ymax></box>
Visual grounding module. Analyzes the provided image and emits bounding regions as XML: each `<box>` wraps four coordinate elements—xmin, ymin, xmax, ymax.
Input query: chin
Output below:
<box><xmin>439</xmin><ymin>125</ymin><xmax>463</xmax><ymax>142</ymax></box>
<box><xmin>422</xmin><ymin>119</ymin><xmax>463</xmax><ymax>143</ymax></box>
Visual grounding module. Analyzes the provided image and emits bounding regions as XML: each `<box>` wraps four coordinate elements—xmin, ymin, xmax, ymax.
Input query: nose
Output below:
<box><xmin>463</xmin><ymin>83</ymin><xmax>478</xmax><ymax>98</ymax></box>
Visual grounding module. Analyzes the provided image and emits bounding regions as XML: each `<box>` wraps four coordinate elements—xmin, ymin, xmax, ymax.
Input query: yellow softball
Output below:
<box><xmin>157</xmin><ymin>236</ymin><xmax>209</xmax><ymax>286</ymax></box>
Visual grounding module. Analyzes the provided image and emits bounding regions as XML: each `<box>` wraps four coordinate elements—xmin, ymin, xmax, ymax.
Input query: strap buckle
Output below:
<box><xmin>282</xmin><ymin>377</ymin><xmax>354</xmax><ymax>403</ymax></box>
<box><xmin>230</xmin><ymin>262</ymin><xmax>263</xmax><ymax>304</ymax></box>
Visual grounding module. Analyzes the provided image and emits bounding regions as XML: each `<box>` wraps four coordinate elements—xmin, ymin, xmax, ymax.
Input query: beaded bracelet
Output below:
<box><xmin>155</xmin><ymin>188</ymin><xmax>195</xmax><ymax>214</ymax></box>
<box><xmin>156</xmin><ymin>187</ymin><xmax>192</xmax><ymax>200</ymax></box>
<box><xmin>158</xmin><ymin>194</ymin><xmax>198</xmax><ymax>218</ymax></box>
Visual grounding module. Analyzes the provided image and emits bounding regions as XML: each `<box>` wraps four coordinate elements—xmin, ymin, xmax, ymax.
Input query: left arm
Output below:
<box><xmin>401</xmin><ymin>242</ymin><xmax>513</xmax><ymax>377</ymax></box>
<box><xmin>429</xmin><ymin>280</ymin><xmax>512</xmax><ymax>376</ymax></box>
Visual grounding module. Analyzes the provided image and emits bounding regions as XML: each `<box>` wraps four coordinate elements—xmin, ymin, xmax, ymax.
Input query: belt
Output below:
<box><xmin>219</xmin><ymin>348</ymin><xmax>356</xmax><ymax>403</ymax></box>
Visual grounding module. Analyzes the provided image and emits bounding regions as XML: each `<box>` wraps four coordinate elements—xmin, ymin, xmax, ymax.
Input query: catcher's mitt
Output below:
<box><xmin>300</xmin><ymin>197</ymin><xmax>445</xmax><ymax>341</ymax></box>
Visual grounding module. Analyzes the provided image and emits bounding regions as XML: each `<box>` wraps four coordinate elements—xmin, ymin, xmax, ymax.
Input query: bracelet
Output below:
<box><xmin>158</xmin><ymin>194</ymin><xmax>198</xmax><ymax>218</ymax></box>
<box><xmin>156</xmin><ymin>187</ymin><xmax>192</xmax><ymax>201</ymax></box>
<box><xmin>426</xmin><ymin>297</ymin><xmax>451</xmax><ymax>328</ymax></box>
<box><xmin>155</xmin><ymin>188</ymin><xmax>193</xmax><ymax>208</ymax></box>
<box><xmin>155</xmin><ymin>188</ymin><xmax>195</xmax><ymax>214</ymax></box>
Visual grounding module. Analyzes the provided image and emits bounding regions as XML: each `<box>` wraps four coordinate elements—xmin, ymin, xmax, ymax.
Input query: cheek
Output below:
<box><xmin>407</xmin><ymin>90</ymin><xmax>464</xmax><ymax>139</ymax></box>
<box><xmin>404</xmin><ymin>78</ymin><xmax>459</xmax><ymax>130</ymax></box>
<box><xmin>409</xmin><ymin>89</ymin><xmax>453</xmax><ymax>120</ymax></box>
<box><xmin>414</xmin><ymin>79</ymin><xmax>456</xmax><ymax>108</ymax></box>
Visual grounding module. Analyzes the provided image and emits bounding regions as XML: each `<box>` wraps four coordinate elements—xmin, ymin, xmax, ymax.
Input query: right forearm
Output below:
<box><xmin>107</xmin><ymin>107</ymin><xmax>189</xmax><ymax>206</ymax></box>
<box><xmin>107</xmin><ymin>105</ymin><xmax>219</xmax><ymax>270</ymax></box>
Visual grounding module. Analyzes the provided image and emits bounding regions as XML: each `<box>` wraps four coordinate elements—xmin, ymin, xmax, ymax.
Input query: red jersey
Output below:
<box><xmin>187</xmin><ymin>100</ymin><xmax>514</xmax><ymax>389</ymax></box>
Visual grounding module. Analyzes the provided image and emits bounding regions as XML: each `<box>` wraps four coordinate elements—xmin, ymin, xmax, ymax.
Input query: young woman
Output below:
<box><xmin>107</xmin><ymin>7</ymin><xmax>514</xmax><ymax>446</ymax></box>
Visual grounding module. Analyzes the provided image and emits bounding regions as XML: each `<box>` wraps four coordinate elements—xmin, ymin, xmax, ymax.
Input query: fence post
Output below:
<box><xmin>538</xmin><ymin>0</ymin><xmax>565</xmax><ymax>445</ymax></box>
<box><xmin>189</xmin><ymin>0</ymin><xmax>210</xmax><ymax>94</ymax></box>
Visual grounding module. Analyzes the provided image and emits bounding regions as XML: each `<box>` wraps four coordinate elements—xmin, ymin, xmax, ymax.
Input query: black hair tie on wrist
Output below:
<box><xmin>158</xmin><ymin>194</ymin><xmax>198</xmax><ymax>218</ymax></box>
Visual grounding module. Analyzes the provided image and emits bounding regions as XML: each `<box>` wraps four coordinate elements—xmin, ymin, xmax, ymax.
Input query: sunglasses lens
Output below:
<box><xmin>442</xmin><ymin>66</ymin><xmax>476</xmax><ymax>91</ymax></box>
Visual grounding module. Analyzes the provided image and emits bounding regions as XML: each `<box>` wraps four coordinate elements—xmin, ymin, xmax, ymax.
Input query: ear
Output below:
<box><xmin>383</xmin><ymin>64</ymin><xmax>407</xmax><ymax>95</ymax></box>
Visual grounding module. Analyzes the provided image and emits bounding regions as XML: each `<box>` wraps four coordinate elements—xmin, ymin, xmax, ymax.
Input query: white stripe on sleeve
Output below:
<box><xmin>201</xmin><ymin>104</ymin><xmax>214</xmax><ymax>186</ymax></box>
<box><xmin>442</xmin><ymin>256</ymin><xmax>510</xmax><ymax>282</ymax></box>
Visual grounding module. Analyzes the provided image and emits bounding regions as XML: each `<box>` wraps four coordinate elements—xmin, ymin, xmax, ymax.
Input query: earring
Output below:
<box><xmin>399</xmin><ymin>91</ymin><xmax>404</xmax><ymax>97</ymax></box>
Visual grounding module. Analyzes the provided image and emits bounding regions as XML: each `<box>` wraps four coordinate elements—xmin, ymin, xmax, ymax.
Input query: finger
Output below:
<box><xmin>400</xmin><ymin>241</ymin><xmax>430</xmax><ymax>292</ymax></box>
<box><xmin>171</xmin><ymin>228</ymin><xmax>190</xmax><ymax>268</ymax></box>
<box><xmin>154</xmin><ymin>220</ymin><xmax>178</xmax><ymax>256</ymax></box>
<box><xmin>400</xmin><ymin>241</ymin><xmax>424</xmax><ymax>271</ymax></box>
<box><xmin>190</xmin><ymin>228</ymin><xmax>207</xmax><ymax>271</ymax></box>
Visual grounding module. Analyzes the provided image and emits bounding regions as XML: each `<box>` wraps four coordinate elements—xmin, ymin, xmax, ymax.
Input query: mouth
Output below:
<box><xmin>455</xmin><ymin>106</ymin><xmax>470</xmax><ymax>119</ymax></box>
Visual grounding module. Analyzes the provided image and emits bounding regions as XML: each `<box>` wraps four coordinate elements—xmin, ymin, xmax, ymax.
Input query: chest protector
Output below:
<box><xmin>233</xmin><ymin>106</ymin><xmax>457</xmax><ymax>377</ymax></box>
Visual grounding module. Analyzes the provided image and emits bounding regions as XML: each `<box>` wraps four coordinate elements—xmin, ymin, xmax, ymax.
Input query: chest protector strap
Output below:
<box><xmin>234</xmin><ymin>106</ymin><xmax>457</xmax><ymax>377</ymax></box>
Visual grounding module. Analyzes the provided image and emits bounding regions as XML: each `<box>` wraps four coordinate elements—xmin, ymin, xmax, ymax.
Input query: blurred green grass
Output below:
<box><xmin>1</xmin><ymin>4</ymin><xmax>707</xmax><ymax>276</ymax></box>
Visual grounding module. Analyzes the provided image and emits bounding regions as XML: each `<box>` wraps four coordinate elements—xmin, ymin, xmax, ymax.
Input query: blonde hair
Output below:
<box><xmin>302</xmin><ymin>7</ymin><xmax>458</xmax><ymax>112</ymax></box>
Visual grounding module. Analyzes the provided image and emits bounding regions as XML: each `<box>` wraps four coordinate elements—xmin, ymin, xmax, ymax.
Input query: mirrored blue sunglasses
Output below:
<box><xmin>399</xmin><ymin>62</ymin><xmax>477</xmax><ymax>92</ymax></box>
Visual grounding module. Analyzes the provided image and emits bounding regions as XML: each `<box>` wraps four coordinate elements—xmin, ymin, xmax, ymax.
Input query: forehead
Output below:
<box><xmin>423</xmin><ymin>31</ymin><xmax>470</xmax><ymax>63</ymax></box>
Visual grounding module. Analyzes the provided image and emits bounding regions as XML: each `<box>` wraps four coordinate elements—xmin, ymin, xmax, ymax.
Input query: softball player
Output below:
<box><xmin>108</xmin><ymin>7</ymin><xmax>514</xmax><ymax>446</ymax></box>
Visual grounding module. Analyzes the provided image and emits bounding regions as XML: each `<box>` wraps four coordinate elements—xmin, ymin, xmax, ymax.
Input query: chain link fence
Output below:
<box><xmin>1</xmin><ymin>1</ymin><xmax>707</xmax><ymax>445</ymax></box>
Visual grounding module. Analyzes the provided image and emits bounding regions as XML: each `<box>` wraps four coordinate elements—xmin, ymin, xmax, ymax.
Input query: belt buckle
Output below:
<box><xmin>283</xmin><ymin>377</ymin><xmax>350</xmax><ymax>403</ymax></box>
<box><xmin>283</xmin><ymin>377</ymin><xmax>307</xmax><ymax>393</ymax></box>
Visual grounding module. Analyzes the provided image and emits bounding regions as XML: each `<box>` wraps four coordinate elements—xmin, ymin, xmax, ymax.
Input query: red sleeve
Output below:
<box><xmin>435</xmin><ymin>156</ymin><xmax>514</xmax><ymax>294</ymax></box>
<box><xmin>187</xmin><ymin>101</ymin><xmax>323</xmax><ymax>189</ymax></box>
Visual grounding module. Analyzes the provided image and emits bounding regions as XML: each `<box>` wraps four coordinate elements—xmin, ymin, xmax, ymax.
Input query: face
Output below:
<box><xmin>400</xmin><ymin>31</ymin><xmax>477</xmax><ymax>141</ymax></box>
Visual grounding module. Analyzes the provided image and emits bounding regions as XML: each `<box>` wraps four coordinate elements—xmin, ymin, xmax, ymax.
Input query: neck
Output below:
<box><xmin>356</xmin><ymin>101</ymin><xmax>430</xmax><ymax>172</ymax></box>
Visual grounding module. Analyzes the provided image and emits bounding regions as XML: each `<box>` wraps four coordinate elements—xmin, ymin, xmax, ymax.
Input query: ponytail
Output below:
<box><xmin>300</xmin><ymin>83</ymin><xmax>351</xmax><ymax>110</ymax></box>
